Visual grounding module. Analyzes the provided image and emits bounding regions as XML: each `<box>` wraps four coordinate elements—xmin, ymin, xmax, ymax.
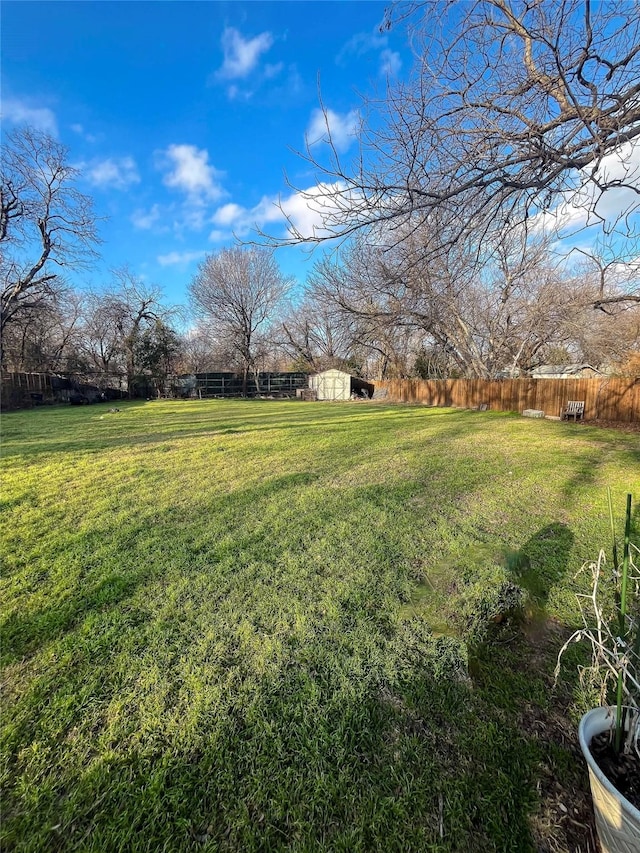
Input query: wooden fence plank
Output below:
<box><xmin>376</xmin><ymin>378</ymin><xmax>638</xmax><ymax>423</ymax></box>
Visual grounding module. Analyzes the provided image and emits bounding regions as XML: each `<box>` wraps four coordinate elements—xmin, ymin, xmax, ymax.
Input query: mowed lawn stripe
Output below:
<box><xmin>1</xmin><ymin>400</ymin><xmax>637</xmax><ymax>851</ymax></box>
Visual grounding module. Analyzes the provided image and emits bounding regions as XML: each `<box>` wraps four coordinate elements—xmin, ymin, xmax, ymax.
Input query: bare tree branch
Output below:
<box><xmin>1</xmin><ymin>127</ymin><xmax>100</xmax><ymax>352</ymax></box>
<box><xmin>259</xmin><ymin>0</ymin><xmax>640</xmax><ymax>262</ymax></box>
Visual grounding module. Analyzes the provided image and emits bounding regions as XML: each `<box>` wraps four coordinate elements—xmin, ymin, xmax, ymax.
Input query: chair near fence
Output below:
<box><xmin>560</xmin><ymin>400</ymin><xmax>585</xmax><ymax>421</ymax></box>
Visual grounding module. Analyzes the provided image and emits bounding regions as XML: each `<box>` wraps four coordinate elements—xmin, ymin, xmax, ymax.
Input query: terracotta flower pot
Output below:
<box><xmin>579</xmin><ymin>707</ymin><xmax>640</xmax><ymax>853</ymax></box>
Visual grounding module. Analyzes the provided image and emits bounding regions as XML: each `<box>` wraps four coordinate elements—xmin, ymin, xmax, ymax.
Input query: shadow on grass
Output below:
<box><xmin>559</xmin><ymin>437</ymin><xmax>640</xmax><ymax>500</ymax></box>
<box><xmin>0</xmin><ymin>403</ymin><xmax>509</xmax><ymax>461</ymax></box>
<box><xmin>464</xmin><ymin>522</ymin><xmax>599</xmax><ymax>853</ymax></box>
<box><xmin>560</xmin><ymin>449</ymin><xmax>609</xmax><ymax>498</ymax></box>
<box><xmin>2</xmin><ymin>404</ymin><xmax>621</xmax><ymax>851</ymax></box>
<box><xmin>2</xmin><ymin>624</ymin><xmax>540</xmax><ymax>853</ymax></box>
<box><xmin>0</xmin><ymin>558</ymin><xmax>154</xmax><ymax>668</ymax></box>
<box><xmin>2</xmin><ymin>523</ymin><xmax>598</xmax><ymax>851</ymax></box>
<box><xmin>506</xmin><ymin>522</ymin><xmax>575</xmax><ymax>607</ymax></box>
<box><xmin>1</xmin><ymin>444</ymin><xmax>478</xmax><ymax>668</ymax></box>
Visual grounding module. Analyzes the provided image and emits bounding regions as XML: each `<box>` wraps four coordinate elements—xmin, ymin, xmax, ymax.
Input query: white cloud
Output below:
<box><xmin>210</xmin><ymin>196</ymin><xmax>279</xmax><ymax>236</ymax></box>
<box><xmin>160</xmin><ymin>144</ymin><xmax>224</xmax><ymax>201</ymax></box>
<box><xmin>2</xmin><ymin>98</ymin><xmax>57</xmax><ymax>134</ymax></box>
<box><xmin>70</xmin><ymin>122</ymin><xmax>98</xmax><ymax>143</ymax></box>
<box><xmin>212</xmin><ymin>203</ymin><xmax>246</xmax><ymax>227</ymax></box>
<box><xmin>306</xmin><ymin>108</ymin><xmax>359</xmax><ymax>153</ymax></box>
<box><xmin>279</xmin><ymin>188</ymin><xmax>331</xmax><ymax>239</ymax></box>
<box><xmin>226</xmin><ymin>84</ymin><xmax>249</xmax><ymax>102</ymax></box>
<box><xmin>210</xmin><ymin>182</ymin><xmax>348</xmax><ymax>242</ymax></box>
<box><xmin>337</xmin><ymin>29</ymin><xmax>402</xmax><ymax>80</ymax></box>
<box><xmin>533</xmin><ymin>140</ymin><xmax>640</xmax><ymax>235</ymax></box>
<box><xmin>280</xmin><ymin>182</ymin><xmax>352</xmax><ymax>239</ymax></box>
<box><xmin>131</xmin><ymin>204</ymin><xmax>162</xmax><ymax>230</ymax></box>
<box><xmin>264</xmin><ymin>62</ymin><xmax>284</xmax><ymax>80</ymax></box>
<box><xmin>337</xmin><ymin>30</ymin><xmax>387</xmax><ymax>65</ymax></box>
<box><xmin>380</xmin><ymin>49</ymin><xmax>401</xmax><ymax>77</ymax></box>
<box><xmin>157</xmin><ymin>250</ymin><xmax>206</xmax><ymax>267</ymax></box>
<box><xmin>83</xmin><ymin>156</ymin><xmax>140</xmax><ymax>189</ymax></box>
<box><xmin>176</xmin><ymin>204</ymin><xmax>213</xmax><ymax>232</ymax></box>
<box><xmin>216</xmin><ymin>27</ymin><xmax>273</xmax><ymax>80</ymax></box>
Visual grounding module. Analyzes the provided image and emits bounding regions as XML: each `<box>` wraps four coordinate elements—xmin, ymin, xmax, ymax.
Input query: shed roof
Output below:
<box><xmin>531</xmin><ymin>364</ymin><xmax>601</xmax><ymax>376</ymax></box>
<box><xmin>310</xmin><ymin>368</ymin><xmax>353</xmax><ymax>378</ymax></box>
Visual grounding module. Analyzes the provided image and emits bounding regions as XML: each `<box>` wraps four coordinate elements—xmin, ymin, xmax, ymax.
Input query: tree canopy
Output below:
<box><xmin>267</xmin><ymin>0</ymin><xmax>639</xmax><ymax>296</ymax></box>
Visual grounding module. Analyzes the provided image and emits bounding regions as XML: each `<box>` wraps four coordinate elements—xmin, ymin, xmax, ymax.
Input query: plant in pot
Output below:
<box><xmin>556</xmin><ymin>491</ymin><xmax>639</xmax><ymax>852</ymax></box>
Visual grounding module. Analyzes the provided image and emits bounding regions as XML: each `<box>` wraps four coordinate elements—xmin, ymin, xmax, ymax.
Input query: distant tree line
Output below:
<box><xmin>5</xmin><ymin>225</ymin><xmax>635</xmax><ymax>396</ymax></box>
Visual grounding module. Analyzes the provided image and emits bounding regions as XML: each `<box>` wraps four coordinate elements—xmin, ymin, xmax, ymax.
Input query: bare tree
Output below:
<box><xmin>1</xmin><ymin>287</ymin><xmax>86</xmax><ymax>373</ymax></box>
<box><xmin>565</xmin><ymin>300</ymin><xmax>640</xmax><ymax>368</ymax></box>
<box><xmin>0</xmin><ymin>127</ymin><xmax>99</xmax><ymax>351</ymax></box>
<box><xmin>288</xmin><ymin>282</ymin><xmax>422</xmax><ymax>379</ymax></box>
<box><xmin>189</xmin><ymin>247</ymin><xmax>292</xmax><ymax>393</ymax></box>
<box><xmin>553</xmin><ymin>249</ymin><xmax>640</xmax><ymax>366</ymax></box>
<box><xmin>110</xmin><ymin>269</ymin><xmax>166</xmax><ymax>396</ymax></box>
<box><xmin>278</xmin><ymin>292</ymin><xmax>361</xmax><ymax>373</ymax></box>
<box><xmin>265</xmin><ymin>0</ymin><xmax>640</xmax><ymax>308</ymax></box>
<box><xmin>177</xmin><ymin>324</ymin><xmax>222</xmax><ymax>374</ymax></box>
<box><xmin>306</xmin><ymin>225</ymin><xmax>582</xmax><ymax>378</ymax></box>
<box><xmin>80</xmin><ymin>291</ymin><xmax>126</xmax><ymax>381</ymax></box>
<box><xmin>80</xmin><ymin>269</ymin><xmax>173</xmax><ymax>395</ymax></box>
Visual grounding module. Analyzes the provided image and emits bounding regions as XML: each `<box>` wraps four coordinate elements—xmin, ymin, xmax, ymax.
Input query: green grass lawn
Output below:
<box><xmin>1</xmin><ymin>400</ymin><xmax>638</xmax><ymax>852</ymax></box>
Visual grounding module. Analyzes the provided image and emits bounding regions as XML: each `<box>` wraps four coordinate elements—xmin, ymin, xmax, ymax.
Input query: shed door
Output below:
<box><xmin>318</xmin><ymin>373</ymin><xmax>349</xmax><ymax>400</ymax></box>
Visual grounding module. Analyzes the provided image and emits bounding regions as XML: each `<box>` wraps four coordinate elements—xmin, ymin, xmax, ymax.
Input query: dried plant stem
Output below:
<box><xmin>555</xmin><ymin>494</ymin><xmax>639</xmax><ymax>757</ymax></box>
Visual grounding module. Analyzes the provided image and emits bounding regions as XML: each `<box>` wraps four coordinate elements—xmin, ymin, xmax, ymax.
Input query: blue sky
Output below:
<box><xmin>2</xmin><ymin>0</ymin><xmax>410</xmax><ymax>308</ymax></box>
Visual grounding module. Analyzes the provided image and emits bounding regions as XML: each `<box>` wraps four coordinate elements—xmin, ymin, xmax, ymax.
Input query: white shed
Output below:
<box><xmin>308</xmin><ymin>369</ymin><xmax>374</xmax><ymax>401</ymax></box>
<box><xmin>309</xmin><ymin>369</ymin><xmax>352</xmax><ymax>401</ymax></box>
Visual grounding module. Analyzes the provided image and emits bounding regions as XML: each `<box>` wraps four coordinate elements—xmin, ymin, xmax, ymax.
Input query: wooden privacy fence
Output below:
<box><xmin>376</xmin><ymin>377</ymin><xmax>639</xmax><ymax>423</ymax></box>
